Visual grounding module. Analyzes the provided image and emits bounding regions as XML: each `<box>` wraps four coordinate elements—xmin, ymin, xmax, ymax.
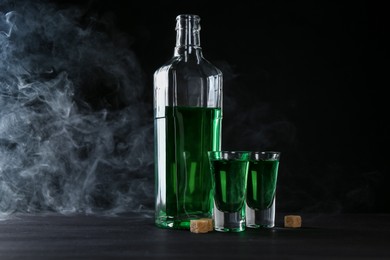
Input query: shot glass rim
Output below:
<box><xmin>208</xmin><ymin>151</ymin><xmax>251</xmax><ymax>161</ymax></box>
<box><xmin>208</xmin><ymin>150</ymin><xmax>252</xmax><ymax>154</ymax></box>
<box><xmin>251</xmin><ymin>151</ymin><xmax>281</xmax><ymax>160</ymax></box>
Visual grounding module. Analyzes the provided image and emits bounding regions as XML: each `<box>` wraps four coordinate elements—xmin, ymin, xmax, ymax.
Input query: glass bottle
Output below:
<box><xmin>154</xmin><ymin>14</ymin><xmax>223</xmax><ymax>229</ymax></box>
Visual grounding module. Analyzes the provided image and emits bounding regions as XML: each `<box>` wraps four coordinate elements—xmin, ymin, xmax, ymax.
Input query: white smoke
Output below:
<box><xmin>0</xmin><ymin>0</ymin><xmax>153</xmax><ymax>217</ymax></box>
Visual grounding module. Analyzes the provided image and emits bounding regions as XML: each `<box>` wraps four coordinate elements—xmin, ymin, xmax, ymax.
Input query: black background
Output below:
<box><xmin>52</xmin><ymin>0</ymin><xmax>388</xmax><ymax>213</ymax></box>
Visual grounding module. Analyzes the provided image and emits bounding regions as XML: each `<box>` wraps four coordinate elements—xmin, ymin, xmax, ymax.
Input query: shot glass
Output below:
<box><xmin>208</xmin><ymin>151</ymin><xmax>251</xmax><ymax>232</ymax></box>
<box><xmin>246</xmin><ymin>151</ymin><xmax>280</xmax><ymax>228</ymax></box>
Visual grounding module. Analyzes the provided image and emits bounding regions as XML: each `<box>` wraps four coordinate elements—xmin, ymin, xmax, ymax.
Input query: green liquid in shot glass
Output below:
<box><xmin>211</xmin><ymin>159</ymin><xmax>249</xmax><ymax>213</ymax></box>
<box><xmin>246</xmin><ymin>160</ymin><xmax>279</xmax><ymax>210</ymax></box>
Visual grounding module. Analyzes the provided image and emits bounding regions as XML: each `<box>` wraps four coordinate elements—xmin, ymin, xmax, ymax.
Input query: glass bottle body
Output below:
<box><xmin>154</xmin><ymin>15</ymin><xmax>223</xmax><ymax>229</ymax></box>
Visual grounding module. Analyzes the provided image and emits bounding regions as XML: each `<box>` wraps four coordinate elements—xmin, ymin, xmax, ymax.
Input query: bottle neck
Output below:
<box><xmin>174</xmin><ymin>14</ymin><xmax>203</xmax><ymax>57</ymax></box>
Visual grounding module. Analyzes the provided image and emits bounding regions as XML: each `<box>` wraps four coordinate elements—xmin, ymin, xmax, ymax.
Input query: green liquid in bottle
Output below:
<box><xmin>246</xmin><ymin>160</ymin><xmax>279</xmax><ymax>210</ymax></box>
<box><xmin>211</xmin><ymin>159</ymin><xmax>249</xmax><ymax>213</ymax></box>
<box><xmin>155</xmin><ymin>106</ymin><xmax>221</xmax><ymax>229</ymax></box>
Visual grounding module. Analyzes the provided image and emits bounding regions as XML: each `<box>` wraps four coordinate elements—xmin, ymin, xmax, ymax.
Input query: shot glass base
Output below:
<box><xmin>246</xmin><ymin>222</ymin><xmax>274</xmax><ymax>228</ymax></box>
<box><xmin>214</xmin><ymin>209</ymin><xmax>246</xmax><ymax>232</ymax></box>
<box><xmin>215</xmin><ymin>226</ymin><xmax>245</xmax><ymax>232</ymax></box>
<box><xmin>246</xmin><ymin>198</ymin><xmax>275</xmax><ymax>228</ymax></box>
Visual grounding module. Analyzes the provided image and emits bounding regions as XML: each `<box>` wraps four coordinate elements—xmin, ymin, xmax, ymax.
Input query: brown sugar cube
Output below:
<box><xmin>190</xmin><ymin>219</ymin><xmax>212</xmax><ymax>233</ymax></box>
<box><xmin>284</xmin><ymin>215</ymin><xmax>302</xmax><ymax>228</ymax></box>
<box><xmin>199</xmin><ymin>218</ymin><xmax>213</xmax><ymax>231</ymax></box>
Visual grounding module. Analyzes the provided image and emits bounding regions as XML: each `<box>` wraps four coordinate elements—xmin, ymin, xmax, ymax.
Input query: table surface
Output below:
<box><xmin>0</xmin><ymin>212</ymin><xmax>389</xmax><ymax>259</ymax></box>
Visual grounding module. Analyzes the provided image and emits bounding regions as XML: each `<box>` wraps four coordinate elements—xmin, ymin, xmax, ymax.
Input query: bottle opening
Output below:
<box><xmin>175</xmin><ymin>14</ymin><xmax>201</xmax><ymax>31</ymax></box>
<box><xmin>176</xmin><ymin>14</ymin><xmax>200</xmax><ymax>20</ymax></box>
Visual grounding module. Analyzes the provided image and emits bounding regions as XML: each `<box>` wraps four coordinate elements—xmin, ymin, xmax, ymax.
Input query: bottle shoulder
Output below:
<box><xmin>153</xmin><ymin>57</ymin><xmax>180</xmax><ymax>75</ymax></box>
<box><xmin>154</xmin><ymin>56</ymin><xmax>222</xmax><ymax>78</ymax></box>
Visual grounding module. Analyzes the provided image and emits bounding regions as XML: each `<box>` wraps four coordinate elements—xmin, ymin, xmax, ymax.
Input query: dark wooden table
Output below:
<box><xmin>0</xmin><ymin>212</ymin><xmax>389</xmax><ymax>259</ymax></box>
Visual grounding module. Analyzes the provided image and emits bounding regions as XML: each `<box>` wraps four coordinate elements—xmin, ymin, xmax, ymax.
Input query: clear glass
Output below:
<box><xmin>245</xmin><ymin>151</ymin><xmax>281</xmax><ymax>228</ymax></box>
<box><xmin>208</xmin><ymin>151</ymin><xmax>251</xmax><ymax>232</ymax></box>
<box><xmin>154</xmin><ymin>14</ymin><xmax>223</xmax><ymax>229</ymax></box>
